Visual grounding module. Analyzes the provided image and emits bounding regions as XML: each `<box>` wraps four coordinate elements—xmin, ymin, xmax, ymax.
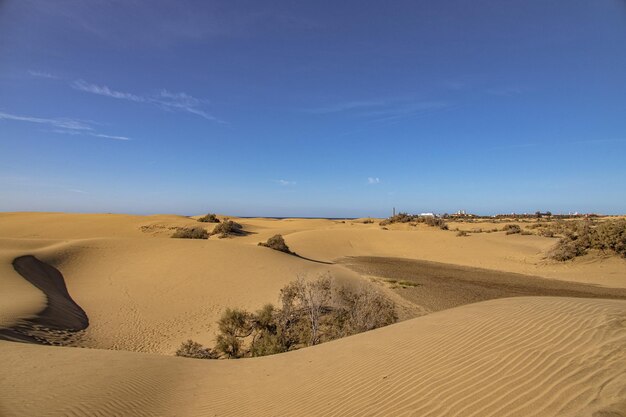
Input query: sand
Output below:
<box><xmin>1</xmin><ymin>297</ymin><xmax>625</xmax><ymax>417</ymax></box>
<box><xmin>1</xmin><ymin>212</ymin><xmax>625</xmax><ymax>416</ymax></box>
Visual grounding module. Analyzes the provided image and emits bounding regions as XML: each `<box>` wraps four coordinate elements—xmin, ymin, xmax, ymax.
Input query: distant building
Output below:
<box><xmin>420</xmin><ymin>212</ymin><xmax>435</xmax><ymax>217</ymax></box>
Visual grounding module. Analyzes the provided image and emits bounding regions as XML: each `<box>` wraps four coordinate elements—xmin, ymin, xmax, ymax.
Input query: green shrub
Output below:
<box><xmin>198</xmin><ymin>213</ymin><xmax>220</xmax><ymax>223</ymax></box>
<box><xmin>215</xmin><ymin>308</ymin><xmax>253</xmax><ymax>358</ymax></box>
<box><xmin>175</xmin><ymin>339</ymin><xmax>218</xmax><ymax>359</ymax></box>
<box><xmin>258</xmin><ymin>234</ymin><xmax>294</xmax><ymax>254</ymax></box>
<box><xmin>171</xmin><ymin>227</ymin><xmax>209</xmax><ymax>239</ymax></box>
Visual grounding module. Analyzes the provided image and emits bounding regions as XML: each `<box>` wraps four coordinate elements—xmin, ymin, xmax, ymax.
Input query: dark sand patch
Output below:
<box><xmin>339</xmin><ymin>256</ymin><xmax>626</xmax><ymax>313</ymax></box>
<box><xmin>0</xmin><ymin>255</ymin><xmax>88</xmax><ymax>345</ymax></box>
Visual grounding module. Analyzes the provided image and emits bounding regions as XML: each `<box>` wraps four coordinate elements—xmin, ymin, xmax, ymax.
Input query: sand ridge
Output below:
<box><xmin>1</xmin><ymin>297</ymin><xmax>625</xmax><ymax>417</ymax></box>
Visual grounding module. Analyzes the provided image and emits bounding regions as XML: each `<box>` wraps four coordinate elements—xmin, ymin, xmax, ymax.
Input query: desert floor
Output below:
<box><xmin>1</xmin><ymin>212</ymin><xmax>625</xmax><ymax>416</ymax></box>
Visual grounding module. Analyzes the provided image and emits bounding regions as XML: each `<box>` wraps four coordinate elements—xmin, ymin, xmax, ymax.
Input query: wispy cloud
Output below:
<box><xmin>306</xmin><ymin>100</ymin><xmax>388</xmax><ymax>114</ymax></box>
<box><xmin>0</xmin><ymin>111</ymin><xmax>92</xmax><ymax>131</ymax></box>
<box><xmin>0</xmin><ymin>111</ymin><xmax>130</xmax><ymax>141</ymax></box>
<box><xmin>72</xmin><ymin>79</ymin><xmax>144</xmax><ymax>102</ymax></box>
<box><xmin>28</xmin><ymin>70</ymin><xmax>60</xmax><ymax>79</ymax></box>
<box><xmin>71</xmin><ymin>79</ymin><xmax>223</xmax><ymax>122</ymax></box>
<box><xmin>368</xmin><ymin>177</ymin><xmax>381</xmax><ymax>184</ymax></box>
<box><xmin>275</xmin><ymin>179</ymin><xmax>296</xmax><ymax>186</ymax></box>
<box><xmin>307</xmin><ymin>98</ymin><xmax>448</xmax><ymax>123</ymax></box>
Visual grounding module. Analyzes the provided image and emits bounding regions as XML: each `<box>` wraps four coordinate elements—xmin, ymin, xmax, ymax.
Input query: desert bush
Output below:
<box><xmin>175</xmin><ymin>339</ymin><xmax>218</xmax><ymax>359</ymax></box>
<box><xmin>456</xmin><ymin>230</ymin><xmax>468</xmax><ymax>237</ymax></box>
<box><xmin>503</xmin><ymin>224</ymin><xmax>521</xmax><ymax>235</ymax></box>
<box><xmin>207</xmin><ymin>274</ymin><xmax>398</xmax><ymax>359</ymax></box>
<box><xmin>362</xmin><ymin>218</ymin><xmax>374</xmax><ymax>224</ymax></box>
<box><xmin>538</xmin><ymin>228</ymin><xmax>555</xmax><ymax>238</ymax></box>
<box><xmin>280</xmin><ymin>275</ymin><xmax>333</xmax><ymax>346</ymax></box>
<box><xmin>198</xmin><ymin>213</ymin><xmax>220</xmax><ymax>223</ymax></box>
<box><xmin>215</xmin><ymin>308</ymin><xmax>253</xmax><ymax>358</ymax></box>
<box><xmin>210</xmin><ymin>220</ymin><xmax>244</xmax><ymax>238</ymax></box>
<box><xmin>258</xmin><ymin>234</ymin><xmax>294</xmax><ymax>254</ymax></box>
<box><xmin>548</xmin><ymin>219</ymin><xmax>626</xmax><ymax>261</ymax></box>
<box><xmin>330</xmin><ymin>284</ymin><xmax>397</xmax><ymax>337</ymax></box>
<box><xmin>171</xmin><ymin>227</ymin><xmax>209</xmax><ymax>239</ymax></box>
<box><xmin>423</xmin><ymin>216</ymin><xmax>448</xmax><ymax>230</ymax></box>
<box><xmin>380</xmin><ymin>213</ymin><xmax>448</xmax><ymax>230</ymax></box>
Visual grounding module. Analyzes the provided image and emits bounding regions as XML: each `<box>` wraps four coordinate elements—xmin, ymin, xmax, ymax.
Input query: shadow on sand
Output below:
<box><xmin>0</xmin><ymin>255</ymin><xmax>88</xmax><ymax>345</ymax></box>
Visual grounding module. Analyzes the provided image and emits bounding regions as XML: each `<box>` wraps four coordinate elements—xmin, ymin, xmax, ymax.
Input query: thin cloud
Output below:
<box><xmin>275</xmin><ymin>179</ymin><xmax>296</xmax><ymax>186</ymax></box>
<box><xmin>87</xmin><ymin>132</ymin><xmax>131</xmax><ymax>141</ymax></box>
<box><xmin>307</xmin><ymin>98</ymin><xmax>449</xmax><ymax>123</ymax></box>
<box><xmin>72</xmin><ymin>79</ymin><xmax>145</xmax><ymax>102</ymax></box>
<box><xmin>368</xmin><ymin>177</ymin><xmax>381</xmax><ymax>184</ymax></box>
<box><xmin>0</xmin><ymin>111</ymin><xmax>91</xmax><ymax>131</ymax></box>
<box><xmin>72</xmin><ymin>79</ymin><xmax>224</xmax><ymax>123</ymax></box>
<box><xmin>0</xmin><ymin>111</ymin><xmax>130</xmax><ymax>141</ymax></box>
<box><xmin>306</xmin><ymin>100</ymin><xmax>387</xmax><ymax>114</ymax></box>
<box><xmin>28</xmin><ymin>70</ymin><xmax>60</xmax><ymax>79</ymax></box>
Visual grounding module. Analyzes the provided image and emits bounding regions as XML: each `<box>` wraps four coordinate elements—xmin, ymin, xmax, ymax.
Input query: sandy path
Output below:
<box><xmin>341</xmin><ymin>256</ymin><xmax>626</xmax><ymax>313</ymax></box>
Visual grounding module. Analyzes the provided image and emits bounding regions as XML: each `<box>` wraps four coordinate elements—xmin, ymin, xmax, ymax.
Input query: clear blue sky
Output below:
<box><xmin>1</xmin><ymin>1</ymin><xmax>625</xmax><ymax>217</ymax></box>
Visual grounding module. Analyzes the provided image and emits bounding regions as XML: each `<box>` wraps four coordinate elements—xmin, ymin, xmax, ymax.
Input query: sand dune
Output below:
<box><xmin>1</xmin><ymin>297</ymin><xmax>625</xmax><ymax>417</ymax></box>
<box><xmin>1</xmin><ymin>212</ymin><xmax>626</xmax><ymax>416</ymax></box>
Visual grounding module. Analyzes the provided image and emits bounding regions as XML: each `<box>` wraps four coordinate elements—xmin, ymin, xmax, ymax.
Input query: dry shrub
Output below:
<box><xmin>503</xmin><ymin>224</ymin><xmax>521</xmax><ymax>235</ymax></box>
<box><xmin>208</xmin><ymin>274</ymin><xmax>398</xmax><ymax>359</ymax></box>
<box><xmin>171</xmin><ymin>227</ymin><xmax>209</xmax><ymax>239</ymax></box>
<box><xmin>258</xmin><ymin>234</ymin><xmax>294</xmax><ymax>254</ymax></box>
<box><xmin>380</xmin><ymin>213</ymin><xmax>448</xmax><ymax>230</ymax></box>
<box><xmin>549</xmin><ymin>219</ymin><xmax>626</xmax><ymax>261</ymax></box>
<box><xmin>210</xmin><ymin>220</ymin><xmax>244</xmax><ymax>238</ymax></box>
<box><xmin>456</xmin><ymin>230</ymin><xmax>468</xmax><ymax>237</ymax></box>
<box><xmin>198</xmin><ymin>213</ymin><xmax>220</xmax><ymax>223</ymax></box>
<box><xmin>175</xmin><ymin>339</ymin><xmax>218</xmax><ymax>359</ymax></box>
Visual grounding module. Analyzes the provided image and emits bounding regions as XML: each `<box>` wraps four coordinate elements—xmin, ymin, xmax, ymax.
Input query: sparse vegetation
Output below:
<box><xmin>171</xmin><ymin>227</ymin><xmax>209</xmax><ymax>239</ymax></box>
<box><xmin>379</xmin><ymin>213</ymin><xmax>448</xmax><ymax>230</ymax></box>
<box><xmin>182</xmin><ymin>274</ymin><xmax>398</xmax><ymax>359</ymax></box>
<box><xmin>175</xmin><ymin>339</ymin><xmax>218</xmax><ymax>359</ymax></box>
<box><xmin>549</xmin><ymin>219</ymin><xmax>626</xmax><ymax>261</ymax></box>
<box><xmin>503</xmin><ymin>224</ymin><xmax>522</xmax><ymax>235</ymax></box>
<box><xmin>456</xmin><ymin>230</ymin><xmax>469</xmax><ymax>237</ymax></box>
<box><xmin>210</xmin><ymin>220</ymin><xmax>244</xmax><ymax>238</ymax></box>
<box><xmin>198</xmin><ymin>213</ymin><xmax>220</xmax><ymax>223</ymax></box>
<box><xmin>258</xmin><ymin>234</ymin><xmax>294</xmax><ymax>254</ymax></box>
